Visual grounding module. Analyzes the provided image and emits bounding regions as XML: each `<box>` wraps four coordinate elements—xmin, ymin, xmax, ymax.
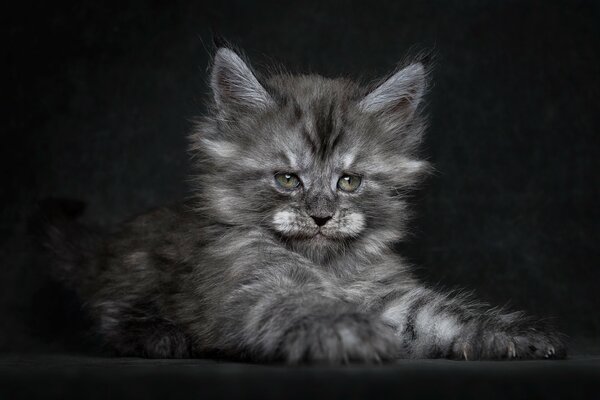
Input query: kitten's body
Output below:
<box><xmin>38</xmin><ymin>48</ymin><xmax>565</xmax><ymax>362</ymax></box>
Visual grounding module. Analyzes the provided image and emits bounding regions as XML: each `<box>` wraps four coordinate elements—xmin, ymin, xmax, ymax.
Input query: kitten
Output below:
<box><xmin>37</xmin><ymin>47</ymin><xmax>565</xmax><ymax>362</ymax></box>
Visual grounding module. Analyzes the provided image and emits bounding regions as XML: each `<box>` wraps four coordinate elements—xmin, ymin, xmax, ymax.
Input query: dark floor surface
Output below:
<box><xmin>1</xmin><ymin>353</ymin><xmax>599</xmax><ymax>399</ymax></box>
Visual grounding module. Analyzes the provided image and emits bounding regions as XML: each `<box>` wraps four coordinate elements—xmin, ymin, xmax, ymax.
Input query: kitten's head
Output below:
<box><xmin>191</xmin><ymin>48</ymin><xmax>430</xmax><ymax>262</ymax></box>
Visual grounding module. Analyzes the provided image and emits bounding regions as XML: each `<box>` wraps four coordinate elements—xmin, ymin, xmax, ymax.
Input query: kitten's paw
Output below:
<box><xmin>454</xmin><ymin>326</ymin><xmax>566</xmax><ymax>360</ymax></box>
<box><xmin>278</xmin><ymin>312</ymin><xmax>398</xmax><ymax>364</ymax></box>
<box><xmin>511</xmin><ymin>330</ymin><xmax>565</xmax><ymax>359</ymax></box>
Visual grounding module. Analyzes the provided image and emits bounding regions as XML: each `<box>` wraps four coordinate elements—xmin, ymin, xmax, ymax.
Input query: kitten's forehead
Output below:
<box><xmin>267</xmin><ymin>75</ymin><xmax>364</xmax><ymax>168</ymax></box>
<box><xmin>267</xmin><ymin>74</ymin><xmax>361</xmax><ymax>103</ymax></box>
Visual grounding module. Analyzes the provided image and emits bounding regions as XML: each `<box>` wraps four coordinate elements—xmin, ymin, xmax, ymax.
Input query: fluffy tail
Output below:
<box><xmin>30</xmin><ymin>198</ymin><xmax>103</xmax><ymax>294</ymax></box>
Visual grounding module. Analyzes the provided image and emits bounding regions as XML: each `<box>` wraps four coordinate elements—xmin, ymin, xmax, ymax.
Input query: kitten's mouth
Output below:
<box><xmin>311</xmin><ymin>230</ymin><xmax>335</xmax><ymax>240</ymax></box>
<box><xmin>291</xmin><ymin>230</ymin><xmax>331</xmax><ymax>241</ymax></box>
<box><xmin>274</xmin><ymin>226</ymin><xmax>342</xmax><ymax>242</ymax></box>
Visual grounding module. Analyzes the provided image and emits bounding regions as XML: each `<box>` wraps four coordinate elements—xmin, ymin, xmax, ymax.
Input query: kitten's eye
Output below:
<box><xmin>337</xmin><ymin>174</ymin><xmax>362</xmax><ymax>192</ymax></box>
<box><xmin>275</xmin><ymin>173</ymin><xmax>301</xmax><ymax>189</ymax></box>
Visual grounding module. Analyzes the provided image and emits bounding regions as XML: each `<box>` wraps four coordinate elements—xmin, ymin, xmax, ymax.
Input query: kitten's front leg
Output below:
<box><xmin>207</xmin><ymin>263</ymin><xmax>399</xmax><ymax>364</ymax></box>
<box><xmin>265</xmin><ymin>295</ymin><xmax>399</xmax><ymax>363</ymax></box>
<box><xmin>379</xmin><ymin>286</ymin><xmax>566</xmax><ymax>360</ymax></box>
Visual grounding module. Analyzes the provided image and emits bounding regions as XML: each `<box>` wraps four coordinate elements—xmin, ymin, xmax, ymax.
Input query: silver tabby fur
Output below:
<box><xmin>39</xmin><ymin>47</ymin><xmax>565</xmax><ymax>362</ymax></box>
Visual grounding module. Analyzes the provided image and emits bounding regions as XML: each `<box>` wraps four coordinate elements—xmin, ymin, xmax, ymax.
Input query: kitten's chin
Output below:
<box><xmin>279</xmin><ymin>232</ymin><xmax>327</xmax><ymax>242</ymax></box>
<box><xmin>309</xmin><ymin>232</ymin><xmax>331</xmax><ymax>243</ymax></box>
<box><xmin>284</xmin><ymin>231</ymin><xmax>350</xmax><ymax>246</ymax></box>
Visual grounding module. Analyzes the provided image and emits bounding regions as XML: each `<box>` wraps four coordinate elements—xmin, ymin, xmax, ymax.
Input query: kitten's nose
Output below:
<box><xmin>311</xmin><ymin>215</ymin><xmax>332</xmax><ymax>227</ymax></box>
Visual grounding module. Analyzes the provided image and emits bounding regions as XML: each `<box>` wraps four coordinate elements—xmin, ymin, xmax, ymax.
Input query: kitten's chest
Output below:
<box><xmin>316</xmin><ymin>267</ymin><xmax>382</xmax><ymax>305</ymax></box>
<box><xmin>322</xmin><ymin>256</ymin><xmax>414</xmax><ymax>306</ymax></box>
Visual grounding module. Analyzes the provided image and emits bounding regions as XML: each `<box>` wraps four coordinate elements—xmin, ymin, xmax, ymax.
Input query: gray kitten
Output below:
<box><xmin>38</xmin><ymin>47</ymin><xmax>565</xmax><ymax>363</ymax></box>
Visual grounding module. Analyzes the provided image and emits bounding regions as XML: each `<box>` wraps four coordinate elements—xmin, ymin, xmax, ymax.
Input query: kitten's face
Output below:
<box><xmin>192</xmin><ymin>49</ymin><xmax>428</xmax><ymax>261</ymax></box>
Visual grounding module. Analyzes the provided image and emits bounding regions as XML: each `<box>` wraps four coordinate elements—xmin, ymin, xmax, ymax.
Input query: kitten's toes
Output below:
<box><xmin>513</xmin><ymin>333</ymin><xmax>566</xmax><ymax>360</ymax></box>
<box><xmin>491</xmin><ymin>329</ymin><xmax>566</xmax><ymax>360</ymax></box>
<box><xmin>507</xmin><ymin>341</ymin><xmax>517</xmax><ymax>359</ymax></box>
<box><xmin>278</xmin><ymin>312</ymin><xmax>398</xmax><ymax>364</ymax></box>
<box><xmin>455</xmin><ymin>327</ymin><xmax>566</xmax><ymax>360</ymax></box>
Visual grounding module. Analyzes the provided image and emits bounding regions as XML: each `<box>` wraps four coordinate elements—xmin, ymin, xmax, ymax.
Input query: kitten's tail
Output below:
<box><xmin>29</xmin><ymin>198</ymin><xmax>103</xmax><ymax>294</ymax></box>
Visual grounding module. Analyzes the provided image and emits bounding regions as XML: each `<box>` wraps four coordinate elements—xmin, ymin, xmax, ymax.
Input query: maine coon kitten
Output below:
<box><xmin>38</xmin><ymin>47</ymin><xmax>566</xmax><ymax>363</ymax></box>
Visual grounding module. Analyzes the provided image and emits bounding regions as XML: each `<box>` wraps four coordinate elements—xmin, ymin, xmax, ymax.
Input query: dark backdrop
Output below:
<box><xmin>3</xmin><ymin>0</ymin><xmax>599</xmax><ymax>354</ymax></box>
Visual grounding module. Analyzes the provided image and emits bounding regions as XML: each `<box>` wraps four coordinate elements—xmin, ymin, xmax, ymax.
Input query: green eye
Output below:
<box><xmin>275</xmin><ymin>173</ymin><xmax>301</xmax><ymax>189</ymax></box>
<box><xmin>337</xmin><ymin>174</ymin><xmax>362</xmax><ymax>192</ymax></box>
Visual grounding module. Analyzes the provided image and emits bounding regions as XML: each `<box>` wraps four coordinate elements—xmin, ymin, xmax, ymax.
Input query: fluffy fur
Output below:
<box><xmin>36</xmin><ymin>47</ymin><xmax>565</xmax><ymax>363</ymax></box>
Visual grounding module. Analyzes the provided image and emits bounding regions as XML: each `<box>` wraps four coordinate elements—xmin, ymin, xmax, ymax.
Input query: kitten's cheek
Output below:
<box><xmin>272</xmin><ymin>210</ymin><xmax>296</xmax><ymax>234</ymax></box>
<box><xmin>338</xmin><ymin>212</ymin><xmax>366</xmax><ymax>236</ymax></box>
<box><xmin>318</xmin><ymin>212</ymin><xmax>365</xmax><ymax>238</ymax></box>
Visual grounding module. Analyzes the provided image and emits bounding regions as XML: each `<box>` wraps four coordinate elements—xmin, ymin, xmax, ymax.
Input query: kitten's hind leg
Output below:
<box><xmin>94</xmin><ymin>301</ymin><xmax>192</xmax><ymax>358</ymax></box>
<box><xmin>108</xmin><ymin>321</ymin><xmax>192</xmax><ymax>359</ymax></box>
<box><xmin>138</xmin><ymin>322</ymin><xmax>192</xmax><ymax>359</ymax></box>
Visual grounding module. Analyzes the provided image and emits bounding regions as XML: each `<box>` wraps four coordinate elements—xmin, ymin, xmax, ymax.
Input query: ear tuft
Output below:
<box><xmin>211</xmin><ymin>48</ymin><xmax>273</xmax><ymax>111</ymax></box>
<box><xmin>359</xmin><ymin>63</ymin><xmax>426</xmax><ymax>118</ymax></box>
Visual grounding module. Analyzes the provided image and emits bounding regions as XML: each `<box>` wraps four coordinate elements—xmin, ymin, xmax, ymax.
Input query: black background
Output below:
<box><xmin>3</xmin><ymin>0</ymin><xmax>599</xmax><ymax>355</ymax></box>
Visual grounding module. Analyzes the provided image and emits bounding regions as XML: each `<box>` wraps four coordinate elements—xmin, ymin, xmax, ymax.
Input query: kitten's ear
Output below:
<box><xmin>210</xmin><ymin>48</ymin><xmax>274</xmax><ymax>112</ymax></box>
<box><xmin>359</xmin><ymin>63</ymin><xmax>426</xmax><ymax>119</ymax></box>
